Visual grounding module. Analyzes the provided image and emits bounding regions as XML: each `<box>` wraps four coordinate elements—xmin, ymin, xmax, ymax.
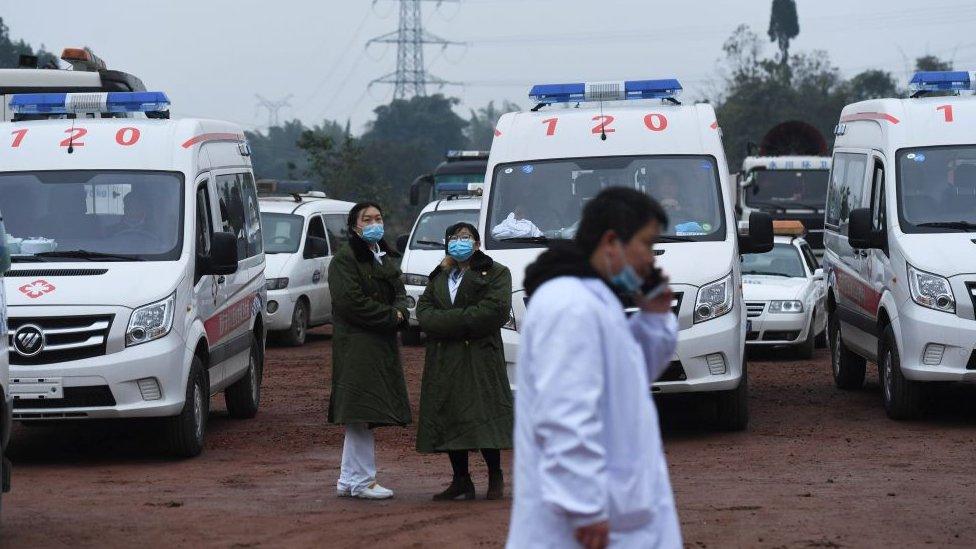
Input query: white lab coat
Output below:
<box><xmin>491</xmin><ymin>212</ymin><xmax>544</xmax><ymax>239</ymax></box>
<box><xmin>507</xmin><ymin>276</ymin><xmax>681</xmax><ymax>549</ymax></box>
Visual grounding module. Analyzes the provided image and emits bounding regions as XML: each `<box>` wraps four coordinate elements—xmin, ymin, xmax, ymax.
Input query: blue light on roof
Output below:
<box><xmin>529</xmin><ymin>79</ymin><xmax>682</xmax><ymax>103</ymax></box>
<box><xmin>9</xmin><ymin>91</ymin><xmax>170</xmax><ymax>115</ymax></box>
<box><xmin>909</xmin><ymin>71</ymin><xmax>976</xmax><ymax>93</ymax></box>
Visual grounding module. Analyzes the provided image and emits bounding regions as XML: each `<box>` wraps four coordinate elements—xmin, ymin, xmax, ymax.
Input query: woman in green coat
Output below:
<box><xmin>416</xmin><ymin>222</ymin><xmax>514</xmax><ymax>501</ymax></box>
<box><xmin>329</xmin><ymin>201</ymin><xmax>411</xmax><ymax>500</ymax></box>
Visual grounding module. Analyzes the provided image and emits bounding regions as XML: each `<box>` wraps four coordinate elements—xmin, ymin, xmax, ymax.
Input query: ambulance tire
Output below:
<box><xmin>829</xmin><ymin>311</ymin><xmax>866</xmax><ymax>390</ymax></box>
<box><xmin>282</xmin><ymin>299</ymin><xmax>309</xmax><ymax>347</ymax></box>
<box><xmin>225</xmin><ymin>335</ymin><xmax>263</xmax><ymax>419</ymax></box>
<box><xmin>165</xmin><ymin>358</ymin><xmax>209</xmax><ymax>458</ymax></box>
<box><xmin>713</xmin><ymin>363</ymin><xmax>749</xmax><ymax>431</ymax></box>
<box><xmin>880</xmin><ymin>325</ymin><xmax>923</xmax><ymax>420</ymax></box>
<box><xmin>795</xmin><ymin>323</ymin><xmax>816</xmax><ymax>360</ymax></box>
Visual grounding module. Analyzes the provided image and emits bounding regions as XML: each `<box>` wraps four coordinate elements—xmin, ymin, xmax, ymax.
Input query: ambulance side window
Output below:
<box><xmin>825</xmin><ymin>152</ymin><xmax>868</xmax><ymax>235</ymax></box>
<box><xmin>240</xmin><ymin>173</ymin><xmax>263</xmax><ymax>257</ymax></box>
<box><xmin>304</xmin><ymin>215</ymin><xmax>328</xmax><ymax>259</ymax></box>
<box><xmin>195</xmin><ymin>183</ymin><xmax>214</xmax><ymax>283</ymax></box>
<box><xmin>871</xmin><ymin>159</ymin><xmax>886</xmax><ymax>231</ymax></box>
<box><xmin>216</xmin><ymin>174</ymin><xmax>248</xmax><ymax>261</ymax></box>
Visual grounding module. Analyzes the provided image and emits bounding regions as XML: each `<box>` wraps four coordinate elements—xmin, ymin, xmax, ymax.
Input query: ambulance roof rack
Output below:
<box><xmin>529</xmin><ymin>79</ymin><xmax>682</xmax><ymax>111</ymax></box>
<box><xmin>8</xmin><ymin>91</ymin><xmax>170</xmax><ymax>118</ymax></box>
<box><xmin>773</xmin><ymin>220</ymin><xmax>806</xmax><ymax>237</ymax></box>
<box><xmin>909</xmin><ymin>71</ymin><xmax>976</xmax><ymax>98</ymax></box>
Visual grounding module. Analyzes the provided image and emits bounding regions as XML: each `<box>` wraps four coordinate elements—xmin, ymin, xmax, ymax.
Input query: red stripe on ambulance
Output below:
<box><xmin>839</xmin><ymin>112</ymin><xmax>900</xmax><ymax>124</ymax></box>
<box><xmin>204</xmin><ymin>292</ymin><xmax>258</xmax><ymax>342</ymax></box>
<box><xmin>181</xmin><ymin>132</ymin><xmax>244</xmax><ymax>149</ymax></box>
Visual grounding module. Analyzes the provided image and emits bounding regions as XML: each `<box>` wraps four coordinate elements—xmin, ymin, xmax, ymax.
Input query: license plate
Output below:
<box><xmin>746</xmin><ymin>320</ymin><xmax>753</xmax><ymax>332</ymax></box>
<box><xmin>11</xmin><ymin>377</ymin><xmax>64</xmax><ymax>400</ymax></box>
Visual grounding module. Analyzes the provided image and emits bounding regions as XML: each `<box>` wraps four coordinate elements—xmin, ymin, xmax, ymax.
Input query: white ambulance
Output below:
<box><xmin>259</xmin><ymin>192</ymin><xmax>354</xmax><ymax>346</ymax></box>
<box><xmin>825</xmin><ymin>71</ymin><xmax>976</xmax><ymax>419</ymax></box>
<box><xmin>482</xmin><ymin>78</ymin><xmax>772</xmax><ymax>429</ymax></box>
<box><xmin>0</xmin><ymin>91</ymin><xmax>266</xmax><ymax>456</ymax></box>
<box><xmin>0</xmin><ymin>212</ymin><xmax>10</xmax><ymax>509</ymax></box>
<box><xmin>396</xmin><ymin>196</ymin><xmax>481</xmax><ymax>345</ymax></box>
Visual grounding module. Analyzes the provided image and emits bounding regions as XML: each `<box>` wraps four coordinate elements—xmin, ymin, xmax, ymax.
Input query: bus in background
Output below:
<box><xmin>1</xmin><ymin>47</ymin><xmax>148</xmax><ymax>122</ymax></box>
<box><xmin>737</xmin><ymin>121</ymin><xmax>832</xmax><ymax>254</ymax></box>
<box><xmin>409</xmin><ymin>150</ymin><xmax>488</xmax><ymax>206</ymax></box>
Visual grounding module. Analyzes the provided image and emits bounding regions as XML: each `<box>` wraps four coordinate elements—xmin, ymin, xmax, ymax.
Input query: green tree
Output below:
<box><xmin>466</xmin><ymin>100</ymin><xmax>520</xmax><ymax>150</ymax></box>
<box><xmin>768</xmin><ymin>0</ymin><xmax>799</xmax><ymax>66</ymax></box>
<box><xmin>846</xmin><ymin>70</ymin><xmax>899</xmax><ymax>102</ymax></box>
<box><xmin>915</xmin><ymin>55</ymin><xmax>952</xmax><ymax>72</ymax></box>
<box><xmin>0</xmin><ymin>17</ymin><xmax>57</xmax><ymax>68</ymax></box>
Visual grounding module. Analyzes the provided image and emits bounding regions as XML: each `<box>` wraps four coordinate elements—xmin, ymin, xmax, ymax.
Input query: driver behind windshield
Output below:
<box><xmin>654</xmin><ymin>170</ymin><xmax>706</xmax><ymax>234</ymax></box>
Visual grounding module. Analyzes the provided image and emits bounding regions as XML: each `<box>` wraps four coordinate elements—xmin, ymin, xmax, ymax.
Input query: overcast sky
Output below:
<box><xmin>4</xmin><ymin>0</ymin><xmax>976</xmax><ymax>133</ymax></box>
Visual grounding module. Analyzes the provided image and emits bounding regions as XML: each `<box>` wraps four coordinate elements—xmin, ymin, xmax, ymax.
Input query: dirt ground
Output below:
<box><xmin>2</xmin><ymin>327</ymin><xmax>976</xmax><ymax>548</ymax></box>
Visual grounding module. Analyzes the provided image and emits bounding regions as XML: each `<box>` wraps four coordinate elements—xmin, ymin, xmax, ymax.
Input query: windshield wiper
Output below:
<box><xmin>745</xmin><ymin>201</ymin><xmax>787</xmax><ymax>213</ymax></box>
<box><xmin>34</xmin><ymin>250</ymin><xmax>145</xmax><ymax>262</ymax></box>
<box><xmin>657</xmin><ymin>234</ymin><xmax>695</xmax><ymax>242</ymax></box>
<box><xmin>499</xmin><ymin>236</ymin><xmax>550</xmax><ymax>243</ymax></box>
<box><xmin>745</xmin><ymin>271</ymin><xmax>791</xmax><ymax>277</ymax></box>
<box><xmin>793</xmin><ymin>202</ymin><xmax>825</xmax><ymax>212</ymax></box>
<box><xmin>915</xmin><ymin>221</ymin><xmax>976</xmax><ymax>231</ymax></box>
<box><xmin>415</xmin><ymin>240</ymin><xmax>445</xmax><ymax>248</ymax></box>
<box><xmin>10</xmin><ymin>255</ymin><xmax>50</xmax><ymax>262</ymax></box>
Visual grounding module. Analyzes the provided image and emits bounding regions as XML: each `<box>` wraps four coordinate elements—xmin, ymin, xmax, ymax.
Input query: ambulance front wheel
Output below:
<box><xmin>880</xmin><ymin>325</ymin><xmax>923</xmax><ymax>420</ymax></box>
<box><xmin>713</xmin><ymin>363</ymin><xmax>749</xmax><ymax>431</ymax></box>
<box><xmin>225</xmin><ymin>334</ymin><xmax>263</xmax><ymax>419</ymax></box>
<box><xmin>165</xmin><ymin>357</ymin><xmax>209</xmax><ymax>458</ymax></box>
<box><xmin>829</xmin><ymin>311</ymin><xmax>866</xmax><ymax>390</ymax></box>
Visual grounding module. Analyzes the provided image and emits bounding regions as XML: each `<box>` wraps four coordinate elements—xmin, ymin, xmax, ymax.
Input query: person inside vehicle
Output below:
<box><xmin>654</xmin><ymin>170</ymin><xmax>704</xmax><ymax>234</ymax></box>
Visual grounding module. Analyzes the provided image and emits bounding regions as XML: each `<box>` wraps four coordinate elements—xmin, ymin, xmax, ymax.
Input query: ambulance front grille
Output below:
<box><xmin>8</xmin><ymin>315</ymin><xmax>114</xmax><ymax>366</ymax></box>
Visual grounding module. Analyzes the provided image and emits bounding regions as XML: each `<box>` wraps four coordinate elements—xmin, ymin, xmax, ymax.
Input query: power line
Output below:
<box><xmin>255</xmin><ymin>94</ymin><xmax>293</xmax><ymax>128</ymax></box>
<box><xmin>368</xmin><ymin>0</ymin><xmax>464</xmax><ymax>99</ymax></box>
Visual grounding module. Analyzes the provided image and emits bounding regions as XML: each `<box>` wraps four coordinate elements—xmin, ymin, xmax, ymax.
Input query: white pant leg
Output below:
<box><xmin>338</xmin><ymin>423</ymin><xmax>376</xmax><ymax>494</ymax></box>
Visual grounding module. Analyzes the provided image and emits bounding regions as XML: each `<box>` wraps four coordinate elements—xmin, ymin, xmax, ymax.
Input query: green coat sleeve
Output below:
<box><xmin>392</xmin><ymin>265</ymin><xmax>410</xmax><ymax>324</ymax></box>
<box><xmin>417</xmin><ymin>275</ymin><xmax>468</xmax><ymax>339</ymax></box>
<box><xmin>459</xmin><ymin>266</ymin><xmax>513</xmax><ymax>339</ymax></box>
<box><xmin>329</xmin><ymin>252</ymin><xmax>399</xmax><ymax>330</ymax></box>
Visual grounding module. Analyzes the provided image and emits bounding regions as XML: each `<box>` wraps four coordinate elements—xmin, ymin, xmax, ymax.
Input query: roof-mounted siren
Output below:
<box><xmin>528</xmin><ymin>79</ymin><xmax>682</xmax><ymax>110</ymax></box>
<box><xmin>772</xmin><ymin>220</ymin><xmax>806</xmax><ymax>237</ymax></box>
<box><xmin>909</xmin><ymin>71</ymin><xmax>976</xmax><ymax>98</ymax></box>
<box><xmin>9</xmin><ymin>91</ymin><xmax>170</xmax><ymax>119</ymax></box>
<box><xmin>61</xmin><ymin>47</ymin><xmax>107</xmax><ymax>72</ymax></box>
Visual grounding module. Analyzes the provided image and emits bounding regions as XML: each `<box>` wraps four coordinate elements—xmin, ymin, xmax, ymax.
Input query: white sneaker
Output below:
<box><xmin>337</xmin><ymin>485</ymin><xmax>352</xmax><ymax>497</ymax></box>
<box><xmin>353</xmin><ymin>482</ymin><xmax>394</xmax><ymax>500</ymax></box>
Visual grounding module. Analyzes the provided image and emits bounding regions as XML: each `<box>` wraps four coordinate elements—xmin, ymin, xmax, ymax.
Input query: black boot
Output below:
<box><xmin>433</xmin><ymin>475</ymin><xmax>475</xmax><ymax>501</ymax></box>
<box><xmin>486</xmin><ymin>469</ymin><xmax>504</xmax><ymax>500</ymax></box>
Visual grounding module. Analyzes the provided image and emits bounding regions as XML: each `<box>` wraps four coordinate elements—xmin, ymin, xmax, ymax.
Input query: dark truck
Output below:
<box><xmin>409</xmin><ymin>150</ymin><xmax>488</xmax><ymax>206</ymax></box>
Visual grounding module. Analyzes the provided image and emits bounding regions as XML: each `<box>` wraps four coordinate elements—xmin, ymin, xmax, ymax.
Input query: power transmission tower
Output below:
<box><xmin>368</xmin><ymin>0</ymin><xmax>462</xmax><ymax>99</ymax></box>
<box><xmin>255</xmin><ymin>94</ymin><xmax>294</xmax><ymax>128</ymax></box>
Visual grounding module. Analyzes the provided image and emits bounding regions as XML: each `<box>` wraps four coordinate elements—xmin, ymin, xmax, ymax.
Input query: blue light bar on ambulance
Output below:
<box><xmin>529</xmin><ymin>79</ymin><xmax>682</xmax><ymax>103</ymax></box>
<box><xmin>908</xmin><ymin>71</ymin><xmax>976</xmax><ymax>93</ymax></box>
<box><xmin>9</xmin><ymin>91</ymin><xmax>170</xmax><ymax>115</ymax></box>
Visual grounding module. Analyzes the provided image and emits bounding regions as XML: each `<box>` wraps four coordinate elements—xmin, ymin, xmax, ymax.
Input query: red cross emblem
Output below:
<box><xmin>19</xmin><ymin>280</ymin><xmax>56</xmax><ymax>299</ymax></box>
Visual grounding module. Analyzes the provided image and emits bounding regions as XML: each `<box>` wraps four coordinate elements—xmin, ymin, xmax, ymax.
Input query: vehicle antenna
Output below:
<box><xmin>599</xmin><ymin>100</ymin><xmax>607</xmax><ymax>141</ymax></box>
<box><xmin>67</xmin><ymin>116</ymin><xmax>76</xmax><ymax>154</ymax></box>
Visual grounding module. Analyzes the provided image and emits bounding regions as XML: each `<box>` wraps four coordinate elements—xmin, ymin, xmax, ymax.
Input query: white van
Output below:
<box><xmin>0</xmin><ymin>211</ymin><xmax>10</xmax><ymax>509</ymax></box>
<box><xmin>396</xmin><ymin>196</ymin><xmax>481</xmax><ymax>345</ymax></box>
<box><xmin>824</xmin><ymin>71</ymin><xmax>976</xmax><ymax>419</ymax></box>
<box><xmin>259</xmin><ymin>193</ymin><xmax>354</xmax><ymax>346</ymax></box>
<box><xmin>0</xmin><ymin>92</ymin><xmax>266</xmax><ymax>456</ymax></box>
<box><xmin>482</xmin><ymin>79</ymin><xmax>772</xmax><ymax>429</ymax></box>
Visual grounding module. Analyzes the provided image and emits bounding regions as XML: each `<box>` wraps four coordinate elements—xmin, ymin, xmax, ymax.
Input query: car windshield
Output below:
<box><xmin>745</xmin><ymin>169</ymin><xmax>829</xmax><ymax>211</ymax></box>
<box><xmin>261</xmin><ymin>212</ymin><xmax>304</xmax><ymax>254</ymax></box>
<box><xmin>0</xmin><ymin>170</ymin><xmax>183</xmax><ymax>261</ymax></box>
<box><xmin>742</xmin><ymin>243</ymin><xmax>806</xmax><ymax>278</ymax></box>
<box><xmin>410</xmin><ymin>209</ymin><xmax>480</xmax><ymax>250</ymax></box>
<box><xmin>486</xmin><ymin>155</ymin><xmax>726</xmax><ymax>249</ymax></box>
<box><xmin>898</xmin><ymin>146</ymin><xmax>976</xmax><ymax>233</ymax></box>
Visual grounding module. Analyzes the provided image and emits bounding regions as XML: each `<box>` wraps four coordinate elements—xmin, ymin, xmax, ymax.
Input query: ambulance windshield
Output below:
<box><xmin>0</xmin><ymin>170</ymin><xmax>183</xmax><ymax>261</ymax></box>
<box><xmin>746</xmin><ymin>170</ymin><xmax>828</xmax><ymax>212</ymax></box>
<box><xmin>486</xmin><ymin>155</ymin><xmax>726</xmax><ymax>249</ymax></box>
<box><xmin>898</xmin><ymin>146</ymin><xmax>976</xmax><ymax>233</ymax></box>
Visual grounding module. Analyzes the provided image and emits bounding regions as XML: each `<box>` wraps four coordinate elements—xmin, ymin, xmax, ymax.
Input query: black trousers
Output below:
<box><xmin>447</xmin><ymin>449</ymin><xmax>501</xmax><ymax>477</ymax></box>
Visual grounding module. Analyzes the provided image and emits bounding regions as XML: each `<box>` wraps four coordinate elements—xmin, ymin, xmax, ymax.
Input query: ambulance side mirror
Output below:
<box><xmin>848</xmin><ymin>208</ymin><xmax>884</xmax><ymax>250</ymax></box>
<box><xmin>206</xmin><ymin>232</ymin><xmax>239</xmax><ymax>275</ymax></box>
<box><xmin>739</xmin><ymin>212</ymin><xmax>774</xmax><ymax>254</ymax></box>
<box><xmin>813</xmin><ymin>268</ymin><xmax>824</xmax><ymax>281</ymax></box>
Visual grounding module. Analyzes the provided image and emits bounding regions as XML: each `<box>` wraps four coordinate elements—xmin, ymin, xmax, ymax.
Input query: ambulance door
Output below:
<box><xmin>212</xmin><ymin>172</ymin><xmax>254</xmax><ymax>384</ymax></box>
<box><xmin>303</xmin><ymin>214</ymin><xmax>331</xmax><ymax>324</ymax></box>
<box><xmin>193</xmin><ymin>176</ymin><xmax>224</xmax><ymax>385</ymax></box>
<box><xmin>857</xmin><ymin>154</ymin><xmax>890</xmax><ymax>359</ymax></box>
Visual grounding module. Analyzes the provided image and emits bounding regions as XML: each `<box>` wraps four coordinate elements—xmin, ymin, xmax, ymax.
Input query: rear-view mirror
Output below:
<box><xmin>739</xmin><ymin>212</ymin><xmax>774</xmax><ymax>254</ymax></box>
<box><xmin>204</xmin><ymin>232</ymin><xmax>239</xmax><ymax>276</ymax></box>
<box><xmin>848</xmin><ymin>208</ymin><xmax>884</xmax><ymax>250</ymax></box>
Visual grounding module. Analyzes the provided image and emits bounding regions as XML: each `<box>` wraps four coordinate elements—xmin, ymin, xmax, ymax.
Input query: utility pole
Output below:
<box><xmin>255</xmin><ymin>94</ymin><xmax>294</xmax><ymax>128</ymax></box>
<box><xmin>368</xmin><ymin>0</ymin><xmax>462</xmax><ymax>99</ymax></box>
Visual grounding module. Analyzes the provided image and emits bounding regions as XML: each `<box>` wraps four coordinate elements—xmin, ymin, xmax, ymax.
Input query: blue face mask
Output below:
<box><xmin>607</xmin><ymin>243</ymin><xmax>642</xmax><ymax>295</ymax></box>
<box><xmin>361</xmin><ymin>223</ymin><xmax>384</xmax><ymax>244</ymax></box>
<box><xmin>447</xmin><ymin>239</ymin><xmax>475</xmax><ymax>261</ymax></box>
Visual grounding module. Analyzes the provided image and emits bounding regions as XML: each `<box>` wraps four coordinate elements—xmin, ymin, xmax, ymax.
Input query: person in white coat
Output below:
<box><xmin>507</xmin><ymin>187</ymin><xmax>681</xmax><ymax>549</ymax></box>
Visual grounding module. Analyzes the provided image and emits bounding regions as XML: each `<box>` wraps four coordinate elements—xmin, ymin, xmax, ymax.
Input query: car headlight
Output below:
<box><xmin>266</xmin><ymin>278</ymin><xmax>289</xmax><ymax>291</ymax></box>
<box><xmin>908</xmin><ymin>263</ymin><xmax>955</xmax><ymax>313</ymax></box>
<box><xmin>769</xmin><ymin>300</ymin><xmax>804</xmax><ymax>313</ymax></box>
<box><xmin>503</xmin><ymin>308</ymin><xmax>517</xmax><ymax>331</ymax></box>
<box><xmin>694</xmin><ymin>273</ymin><xmax>734</xmax><ymax>323</ymax></box>
<box><xmin>127</xmin><ymin>292</ymin><xmax>176</xmax><ymax>346</ymax></box>
<box><xmin>402</xmin><ymin>273</ymin><xmax>429</xmax><ymax>287</ymax></box>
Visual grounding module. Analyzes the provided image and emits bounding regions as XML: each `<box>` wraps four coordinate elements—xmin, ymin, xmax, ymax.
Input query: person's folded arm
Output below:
<box><xmin>460</xmin><ymin>267</ymin><xmax>513</xmax><ymax>338</ymax></box>
<box><xmin>328</xmin><ymin>253</ymin><xmax>399</xmax><ymax>330</ymax></box>
<box><xmin>416</xmin><ymin>279</ymin><xmax>468</xmax><ymax>338</ymax></box>
<box><xmin>628</xmin><ymin>311</ymin><xmax>679</xmax><ymax>382</ymax></box>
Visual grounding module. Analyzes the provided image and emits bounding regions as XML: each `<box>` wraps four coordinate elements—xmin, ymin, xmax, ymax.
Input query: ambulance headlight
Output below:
<box><xmin>908</xmin><ymin>264</ymin><xmax>955</xmax><ymax>313</ymax></box>
<box><xmin>694</xmin><ymin>273</ymin><xmax>734</xmax><ymax>323</ymax></box>
<box><xmin>402</xmin><ymin>273</ymin><xmax>429</xmax><ymax>287</ymax></box>
<box><xmin>127</xmin><ymin>292</ymin><xmax>176</xmax><ymax>346</ymax></box>
<box><xmin>769</xmin><ymin>300</ymin><xmax>804</xmax><ymax>314</ymax></box>
<box><xmin>266</xmin><ymin>277</ymin><xmax>289</xmax><ymax>291</ymax></box>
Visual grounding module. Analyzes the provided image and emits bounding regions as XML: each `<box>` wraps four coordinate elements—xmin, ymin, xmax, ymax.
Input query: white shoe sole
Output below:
<box><xmin>354</xmin><ymin>491</ymin><xmax>394</xmax><ymax>500</ymax></box>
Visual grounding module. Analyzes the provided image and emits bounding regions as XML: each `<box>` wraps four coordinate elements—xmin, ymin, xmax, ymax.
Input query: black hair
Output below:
<box><xmin>444</xmin><ymin>222</ymin><xmax>480</xmax><ymax>252</ymax></box>
<box><xmin>575</xmin><ymin>187</ymin><xmax>668</xmax><ymax>256</ymax></box>
<box><xmin>347</xmin><ymin>201</ymin><xmax>383</xmax><ymax>230</ymax></box>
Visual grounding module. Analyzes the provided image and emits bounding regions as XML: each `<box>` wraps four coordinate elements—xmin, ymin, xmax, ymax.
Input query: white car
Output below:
<box><xmin>397</xmin><ymin>196</ymin><xmax>481</xmax><ymax>345</ymax></box>
<box><xmin>743</xmin><ymin>234</ymin><xmax>827</xmax><ymax>358</ymax></box>
<box><xmin>259</xmin><ymin>194</ymin><xmax>354</xmax><ymax>346</ymax></box>
<box><xmin>0</xmin><ymin>92</ymin><xmax>266</xmax><ymax>457</ymax></box>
